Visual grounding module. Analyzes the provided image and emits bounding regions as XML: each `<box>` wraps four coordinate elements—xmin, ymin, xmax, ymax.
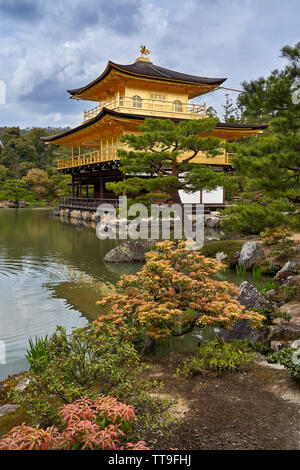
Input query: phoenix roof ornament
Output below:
<box><xmin>140</xmin><ymin>45</ymin><xmax>151</xmax><ymax>57</ymax></box>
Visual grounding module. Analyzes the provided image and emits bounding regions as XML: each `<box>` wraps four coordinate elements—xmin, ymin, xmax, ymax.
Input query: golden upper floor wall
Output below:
<box><xmin>82</xmin><ymin>84</ymin><xmax>207</xmax><ymax>123</ymax></box>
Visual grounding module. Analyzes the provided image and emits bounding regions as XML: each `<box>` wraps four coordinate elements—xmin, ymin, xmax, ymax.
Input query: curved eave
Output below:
<box><xmin>67</xmin><ymin>61</ymin><xmax>227</xmax><ymax>99</ymax></box>
<box><xmin>42</xmin><ymin>109</ymin><xmax>268</xmax><ymax>145</ymax></box>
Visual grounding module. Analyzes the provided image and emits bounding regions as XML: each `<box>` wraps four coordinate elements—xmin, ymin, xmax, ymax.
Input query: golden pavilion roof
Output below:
<box><xmin>67</xmin><ymin>60</ymin><xmax>227</xmax><ymax>101</ymax></box>
<box><xmin>43</xmin><ymin>108</ymin><xmax>268</xmax><ymax>145</ymax></box>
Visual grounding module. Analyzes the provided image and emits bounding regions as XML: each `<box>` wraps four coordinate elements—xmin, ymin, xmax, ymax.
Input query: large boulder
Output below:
<box><xmin>219</xmin><ymin>319</ymin><xmax>259</xmax><ymax>343</ymax></box>
<box><xmin>279</xmin><ymin>301</ymin><xmax>300</xmax><ymax>324</ymax></box>
<box><xmin>103</xmin><ymin>240</ymin><xmax>156</xmax><ymax>263</ymax></box>
<box><xmin>204</xmin><ymin>216</ymin><xmax>221</xmax><ymax>229</ymax></box>
<box><xmin>268</xmin><ymin>324</ymin><xmax>300</xmax><ymax>342</ymax></box>
<box><xmin>237</xmin><ymin>281</ymin><xmax>269</xmax><ymax>310</ymax></box>
<box><xmin>219</xmin><ymin>282</ymin><xmax>269</xmax><ymax>343</ymax></box>
<box><xmin>238</xmin><ymin>241</ymin><xmax>264</xmax><ymax>269</ymax></box>
<box><xmin>274</xmin><ymin>261</ymin><xmax>298</xmax><ymax>281</ymax></box>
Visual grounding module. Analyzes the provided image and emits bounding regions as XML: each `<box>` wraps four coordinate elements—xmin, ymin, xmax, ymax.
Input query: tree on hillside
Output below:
<box><xmin>106</xmin><ymin>117</ymin><xmax>226</xmax><ymax>207</ymax></box>
<box><xmin>24</xmin><ymin>128</ymin><xmax>54</xmax><ymax>169</ymax></box>
<box><xmin>0</xmin><ymin>126</ymin><xmax>70</xmax><ymax>203</ymax></box>
<box><xmin>0</xmin><ymin>179</ymin><xmax>37</xmax><ymax>204</ymax></box>
<box><xmin>222</xmin><ymin>42</ymin><xmax>300</xmax><ymax>234</ymax></box>
<box><xmin>222</xmin><ymin>93</ymin><xmax>241</xmax><ymax>123</ymax></box>
<box><xmin>23</xmin><ymin>168</ymin><xmax>55</xmax><ymax>200</ymax></box>
<box><xmin>0</xmin><ymin>135</ymin><xmax>38</xmax><ymax>179</ymax></box>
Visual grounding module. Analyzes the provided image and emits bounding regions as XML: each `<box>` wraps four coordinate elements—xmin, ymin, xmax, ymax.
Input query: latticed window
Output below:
<box><xmin>132</xmin><ymin>95</ymin><xmax>142</xmax><ymax>108</ymax></box>
<box><xmin>119</xmin><ymin>96</ymin><xmax>124</xmax><ymax>106</ymax></box>
<box><xmin>173</xmin><ymin>100</ymin><xmax>182</xmax><ymax>112</ymax></box>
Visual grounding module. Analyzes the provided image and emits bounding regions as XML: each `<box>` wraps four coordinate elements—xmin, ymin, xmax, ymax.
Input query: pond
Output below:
<box><xmin>0</xmin><ymin>209</ymin><xmax>269</xmax><ymax>380</ymax></box>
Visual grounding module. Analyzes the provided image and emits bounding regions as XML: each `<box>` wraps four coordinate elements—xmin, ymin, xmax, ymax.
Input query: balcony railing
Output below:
<box><xmin>83</xmin><ymin>96</ymin><xmax>207</xmax><ymax>123</ymax></box>
<box><xmin>56</xmin><ymin>147</ymin><xmax>121</xmax><ymax>169</ymax></box>
<box><xmin>59</xmin><ymin>197</ymin><xmax>119</xmax><ymax>210</ymax></box>
<box><xmin>56</xmin><ymin>149</ymin><xmax>234</xmax><ymax>170</ymax></box>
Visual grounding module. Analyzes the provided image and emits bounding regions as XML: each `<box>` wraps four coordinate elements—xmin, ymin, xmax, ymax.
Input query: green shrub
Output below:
<box><xmin>11</xmin><ymin>325</ymin><xmax>142</xmax><ymax>426</ymax></box>
<box><xmin>25</xmin><ymin>336</ymin><xmax>49</xmax><ymax>373</ymax></box>
<box><xmin>246</xmin><ymin>340</ymin><xmax>271</xmax><ymax>355</ymax></box>
<box><xmin>200</xmin><ymin>240</ymin><xmax>244</xmax><ymax>261</ymax></box>
<box><xmin>176</xmin><ymin>339</ymin><xmax>255</xmax><ymax>378</ymax></box>
<box><xmin>253</xmin><ymin>306</ymin><xmax>291</xmax><ymax>326</ymax></box>
<box><xmin>256</xmin><ymin>279</ymin><xmax>276</xmax><ymax>295</ymax></box>
<box><xmin>275</xmin><ymin>285</ymin><xmax>299</xmax><ymax>304</ymax></box>
<box><xmin>266</xmin><ymin>348</ymin><xmax>300</xmax><ymax>380</ymax></box>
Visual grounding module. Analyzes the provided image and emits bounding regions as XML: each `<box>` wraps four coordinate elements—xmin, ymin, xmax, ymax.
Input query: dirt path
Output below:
<box><xmin>144</xmin><ymin>358</ymin><xmax>300</xmax><ymax>450</ymax></box>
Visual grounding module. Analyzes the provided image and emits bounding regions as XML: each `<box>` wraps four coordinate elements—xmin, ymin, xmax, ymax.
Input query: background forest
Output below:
<box><xmin>0</xmin><ymin>127</ymin><xmax>72</xmax><ymax>204</ymax></box>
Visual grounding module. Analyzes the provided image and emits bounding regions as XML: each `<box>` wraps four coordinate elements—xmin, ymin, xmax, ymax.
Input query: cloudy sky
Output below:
<box><xmin>0</xmin><ymin>0</ymin><xmax>299</xmax><ymax>128</ymax></box>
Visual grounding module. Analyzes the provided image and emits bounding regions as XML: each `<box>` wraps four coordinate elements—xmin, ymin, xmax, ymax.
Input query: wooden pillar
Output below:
<box><xmin>72</xmin><ymin>177</ymin><xmax>75</xmax><ymax>198</ymax></box>
<box><xmin>79</xmin><ymin>177</ymin><xmax>82</xmax><ymax>198</ymax></box>
<box><xmin>100</xmin><ymin>174</ymin><xmax>103</xmax><ymax>199</ymax></box>
<box><xmin>86</xmin><ymin>186</ymin><xmax>89</xmax><ymax>198</ymax></box>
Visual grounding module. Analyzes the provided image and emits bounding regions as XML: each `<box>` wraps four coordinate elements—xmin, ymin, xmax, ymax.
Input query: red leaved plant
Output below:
<box><xmin>0</xmin><ymin>396</ymin><xmax>148</xmax><ymax>451</ymax></box>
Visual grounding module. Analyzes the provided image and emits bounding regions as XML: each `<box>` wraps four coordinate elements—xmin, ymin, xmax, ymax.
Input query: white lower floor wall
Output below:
<box><xmin>179</xmin><ymin>186</ymin><xmax>224</xmax><ymax>205</ymax></box>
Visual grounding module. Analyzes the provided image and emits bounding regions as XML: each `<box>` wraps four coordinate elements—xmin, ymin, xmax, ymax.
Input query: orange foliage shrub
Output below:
<box><xmin>95</xmin><ymin>241</ymin><xmax>264</xmax><ymax>339</ymax></box>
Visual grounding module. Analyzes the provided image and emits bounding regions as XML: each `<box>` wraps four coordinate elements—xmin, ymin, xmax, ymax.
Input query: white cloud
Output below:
<box><xmin>0</xmin><ymin>0</ymin><xmax>299</xmax><ymax>127</ymax></box>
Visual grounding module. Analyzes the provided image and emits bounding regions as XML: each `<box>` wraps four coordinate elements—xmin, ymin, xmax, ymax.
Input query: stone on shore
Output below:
<box><xmin>215</xmin><ymin>252</ymin><xmax>228</xmax><ymax>262</ymax></box>
<box><xmin>14</xmin><ymin>377</ymin><xmax>33</xmax><ymax>392</ymax></box>
<box><xmin>274</xmin><ymin>261</ymin><xmax>298</xmax><ymax>281</ymax></box>
<box><xmin>0</xmin><ymin>404</ymin><xmax>17</xmax><ymax>418</ymax></box>
<box><xmin>268</xmin><ymin>324</ymin><xmax>300</xmax><ymax>342</ymax></box>
<box><xmin>204</xmin><ymin>215</ymin><xmax>221</xmax><ymax>229</ymax></box>
<box><xmin>104</xmin><ymin>240</ymin><xmax>156</xmax><ymax>263</ymax></box>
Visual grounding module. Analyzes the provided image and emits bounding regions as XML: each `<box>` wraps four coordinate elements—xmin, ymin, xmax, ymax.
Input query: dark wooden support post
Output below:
<box><xmin>86</xmin><ymin>186</ymin><xmax>89</xmax><ymax>198</ymax></box>
<box><xmin>100</xmin><ymin>174</ymin><xmax>103</xmax><ymax>199</ymax></box>
<box><xmin>72</xmin><ymin>177</ymin><xmax>75</xmax><ymax>198</ymax></box>
<box><xmin>79</xmin><ymin>177</ymin><xmax>82</xmax><ymax>198</ymax></box>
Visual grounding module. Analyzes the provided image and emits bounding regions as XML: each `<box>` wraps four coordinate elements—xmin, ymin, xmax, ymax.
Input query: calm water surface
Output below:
<box><xmin>0</xmin><ymin>209</ymin><xmax>268</xmax><ymax>380</ymax></box>
<box><xmin>0</xmin><ymin>209</ymin><xmax>139</xmax><ymax>380</ymax></box>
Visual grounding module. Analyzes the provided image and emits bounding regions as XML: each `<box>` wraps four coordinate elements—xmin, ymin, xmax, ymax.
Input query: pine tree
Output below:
<box><xmin>106</xmin><ymin>117</ymin><xmax>225</xmax><ymax>207</ymax></box>
<box><xmin>222</xmin><ymin>42</ymin><xmax>300</xmax><ymax>234</ymax></box>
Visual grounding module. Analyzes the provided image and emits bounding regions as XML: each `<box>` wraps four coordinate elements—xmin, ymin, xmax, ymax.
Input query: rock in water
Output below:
<box><xmin>238</xmin><ymin>241</ymin><xmax>264</xmax><ymax>269</ymax></box>
<box><xmin>274</xmin><ymin>261</ymin><xmax>298</xmax><ymax>281</ymax></box>
<box><xmin>103</xmin><ymin>240</ymin><xmax>156</xmax><ymax>263</ymax></box>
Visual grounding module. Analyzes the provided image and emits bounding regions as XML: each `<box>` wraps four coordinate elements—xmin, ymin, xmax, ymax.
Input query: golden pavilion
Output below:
<box><xmin>43</xmin><ymin>47</ymin><xmax>267</xmax><ymax>210</ymax></box>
